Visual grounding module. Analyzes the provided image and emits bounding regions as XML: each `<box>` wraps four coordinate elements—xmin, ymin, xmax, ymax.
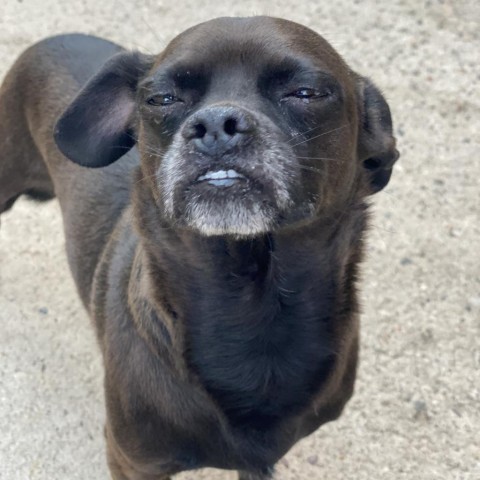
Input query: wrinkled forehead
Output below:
<box><xmin>153</xmin><ymin>16</ymin><xmax>351</xmax><ymax>79</ymax></box>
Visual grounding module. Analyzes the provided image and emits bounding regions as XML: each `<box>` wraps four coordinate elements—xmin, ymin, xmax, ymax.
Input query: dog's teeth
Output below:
<box><xmin>209</xmin><ymin>170</ymin><xmax>227</xmax><ymax>179</ymax></box>
<box><xmin>226</xmin><ymin>169</ymin><xmax>243</xmax><ymax>178</ymax></box>
<box><xmin>197</xmin><ymin>169</ymin><xmax>245</xmax><ymax>182</ymax></box>
<box><xmin>196</xmin><ymin>169</ymin><xmax>247</xmax><ymax>187</ymax></box>
<box><xmin>207</xmin><ymin>178</ymin><xmax>237</xmax><ymax>187</ymax></box>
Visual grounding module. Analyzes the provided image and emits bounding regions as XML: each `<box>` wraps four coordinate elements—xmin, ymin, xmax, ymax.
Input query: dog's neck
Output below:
<box><xmin>133</xmin><ymin>184</ymin><xmax>366</xmax><ymax>428</ymax></box>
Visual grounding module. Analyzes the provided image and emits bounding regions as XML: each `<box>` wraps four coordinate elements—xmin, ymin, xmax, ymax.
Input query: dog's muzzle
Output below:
<box><xmin>158</xmin><ymin>103</ymin><xmax>300</xmax><ymax>237</ymax></box>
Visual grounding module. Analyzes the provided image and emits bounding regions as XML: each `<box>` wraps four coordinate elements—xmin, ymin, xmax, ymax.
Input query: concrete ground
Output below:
<box><xmin>0</xmin><ymin>1</ymin><xmax>479</xmax><ymax>479</ymax></box>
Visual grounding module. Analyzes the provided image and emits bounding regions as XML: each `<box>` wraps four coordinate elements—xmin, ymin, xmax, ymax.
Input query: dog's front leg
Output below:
<box><xmin>105</xmin><ymin>426</ymin><xmax>172</xmax><ymax>480</ymax></box>
<box><xmin>106</xmin><ymin>447</ymin><xmax>172</xmax><ymax>480</ymax></box>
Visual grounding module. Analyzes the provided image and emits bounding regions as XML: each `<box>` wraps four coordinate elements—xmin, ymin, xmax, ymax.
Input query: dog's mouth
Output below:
<box><xmin>158</xmin><ymin>147</ymin><xmax>303</xmax><ymax>236</ymax></box>
<box><xmin>195</xmin><ymin>169</ymin><xmax>247</xmax><ymax>188</ymax></box>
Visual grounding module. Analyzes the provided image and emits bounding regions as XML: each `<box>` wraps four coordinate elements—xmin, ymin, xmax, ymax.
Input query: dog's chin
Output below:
<box><xmin>183</xmin><ymin>195</ymin><xmax>277</xmax><ymax>237</ymax></box>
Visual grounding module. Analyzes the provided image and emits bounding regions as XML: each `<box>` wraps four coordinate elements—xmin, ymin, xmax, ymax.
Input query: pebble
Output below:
<box><xmin>466</xmin><ymin>297</ymin><xmax>480</xmax><ymax>311</ymax></box>
<box><xmin>413</xmin><ymin>400</ymin><xmax>429</xmax><ymax>421</ymax></box>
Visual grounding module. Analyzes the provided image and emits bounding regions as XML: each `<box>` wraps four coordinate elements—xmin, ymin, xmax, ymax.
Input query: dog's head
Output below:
<box><xmin>55</xmin><ymin>17</ymin><xmax>399</xmax><ymax>237</ymax></box>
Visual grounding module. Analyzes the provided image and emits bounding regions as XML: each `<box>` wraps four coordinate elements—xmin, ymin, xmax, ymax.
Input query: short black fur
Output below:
<box><xmin>182</xmin><ymin>237</ymin><xmax>337</xmax><ymax>429</ymax></box>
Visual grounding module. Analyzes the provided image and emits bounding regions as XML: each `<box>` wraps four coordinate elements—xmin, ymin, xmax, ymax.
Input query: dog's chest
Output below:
<box><xmin>184</xmin><ymin>279</ymin><xmax>336</xmax><ymax>428</ymax></box>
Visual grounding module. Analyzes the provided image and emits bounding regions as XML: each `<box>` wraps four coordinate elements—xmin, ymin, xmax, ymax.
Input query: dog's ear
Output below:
<box><xmin>54</xmin><ymin>51</ymin><xmax>153</xmax><ymax>168</ymax></box>
<box><xmin>356</xmin><ymin>77</ymin><xmax>399</xmax><ymax>194</ymax></box>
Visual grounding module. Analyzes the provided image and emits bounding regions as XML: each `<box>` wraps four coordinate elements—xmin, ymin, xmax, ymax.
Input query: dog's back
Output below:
<box><xmin>0</xmin><ymin>34</ymin><xmax>136</xmax><ymax>306</ymax></box>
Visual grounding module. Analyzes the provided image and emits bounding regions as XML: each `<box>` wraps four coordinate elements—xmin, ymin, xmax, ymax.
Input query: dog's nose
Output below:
<box><xmin>182</xmin><ymin>106</ymin><xmax>255</xmax><ymax>156</ymax></box>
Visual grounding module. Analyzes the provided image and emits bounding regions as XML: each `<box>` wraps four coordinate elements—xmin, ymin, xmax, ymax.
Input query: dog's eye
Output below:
<box><xmin>283</xmin><ymin>88</ymin><xmax>332</xmax><ymax>102</ymax></box>
<box><xmin>292</xmin><ymin>88</ymin><xmax>318</xmax><ymax>99</ymax></box>
<box><xmin>146</xmin><ymin>94</ymin><xmax>180</xmax><ymax>106</ymax></box>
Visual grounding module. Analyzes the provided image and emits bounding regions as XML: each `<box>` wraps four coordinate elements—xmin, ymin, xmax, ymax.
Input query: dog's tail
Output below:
<box><xmin>0</xmin><ymin>46</ymin><xmax>56</xmax><ymax>218</ymax></box>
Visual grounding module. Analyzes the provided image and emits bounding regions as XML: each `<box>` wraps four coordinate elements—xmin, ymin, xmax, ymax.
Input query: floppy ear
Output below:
<box><xmin>54</xmin><ymin>51</ymin><xmax>152</xmax><ymax>168</ymax></box>
<box><xmin>356</xmin><ymin>77</ymin><xmax>399</xmax><ymax>193</ymax></box>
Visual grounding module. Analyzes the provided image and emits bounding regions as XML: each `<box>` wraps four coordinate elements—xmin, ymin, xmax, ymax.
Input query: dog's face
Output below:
<box><xmin>138</xmin><ymin>18</ymin><xmax>359</xmax><ymax>236</ymax></box>
<box><xmin>55</xmin><ymin>17</ymin><xmax>399</xmax><ymax>237</ymax></box>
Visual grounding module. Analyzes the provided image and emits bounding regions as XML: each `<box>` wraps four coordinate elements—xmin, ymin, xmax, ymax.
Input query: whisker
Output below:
<box><xmin>140</xmin><ymin>17</ymin><xmax>164</xmax><ymax>47</ymax></box>
<box><xmin>109</xmin><ymin>145</ymin><xmax>135</xmax><ymax>151</ymax></box>
<box><xmin>136</xmin><ymin>143</ymin><xmax>167</xmax><ymax>157</ymax></box>
<box><xmin>133</xmin><ymin>171</ymin><xmax>161</xmax><ymax>185</ymax></box>
<box><xmin>290</xmin><ymin>124</ymin><xmax>349</xmax><ymax>148</ymax></box>
<box><xmin>296</xmin><ymin>165</ymin><xmax>324</xmax><ymax>175</ymax></box>
<box><xmin>143</xmin><ymin>150</ymin><xmax>167</xmax><ymax>159</ymax></box>
<box><xmin>296</xmin><ymin>156</ymin><xmax>341</xmax><ymax>162</ymax></box>
<box><xmin>124</xmin><ymin>40</ymin><xmax>155</xmax><ymax>55</ymax></box>
<box><xmin>287</xmin><ymin>123</ymin><xmax>327</xmax><ymax>143</ymax></box>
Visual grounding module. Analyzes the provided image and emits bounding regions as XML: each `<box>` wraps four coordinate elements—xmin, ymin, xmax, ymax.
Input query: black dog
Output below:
<box><xmin>0</xmin><ymin>16</ymin><xmax>398</xmax><ymax>479</ymax></box>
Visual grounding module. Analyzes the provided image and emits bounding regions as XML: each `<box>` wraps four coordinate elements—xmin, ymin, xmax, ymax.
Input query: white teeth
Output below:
<box><xmin>210</xmin><ymin>170</ymin><xmax>227</xmax><ymax>179</ymax></box>
<box><xmin>197</xmin><ymin>169</ymin><xmax>245</xmax><ymax>181</ymax></box>
<box><xmin>226</xmin><ymin>169</ymin><xmax>243</xmax><ymax>178</ymax></box>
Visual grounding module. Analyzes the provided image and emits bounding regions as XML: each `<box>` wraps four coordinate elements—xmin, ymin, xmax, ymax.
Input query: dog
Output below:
<box><xmin>0</xmin><ymin>16</ymin><xmax>399</xmax><ymax>480</ymax></box>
